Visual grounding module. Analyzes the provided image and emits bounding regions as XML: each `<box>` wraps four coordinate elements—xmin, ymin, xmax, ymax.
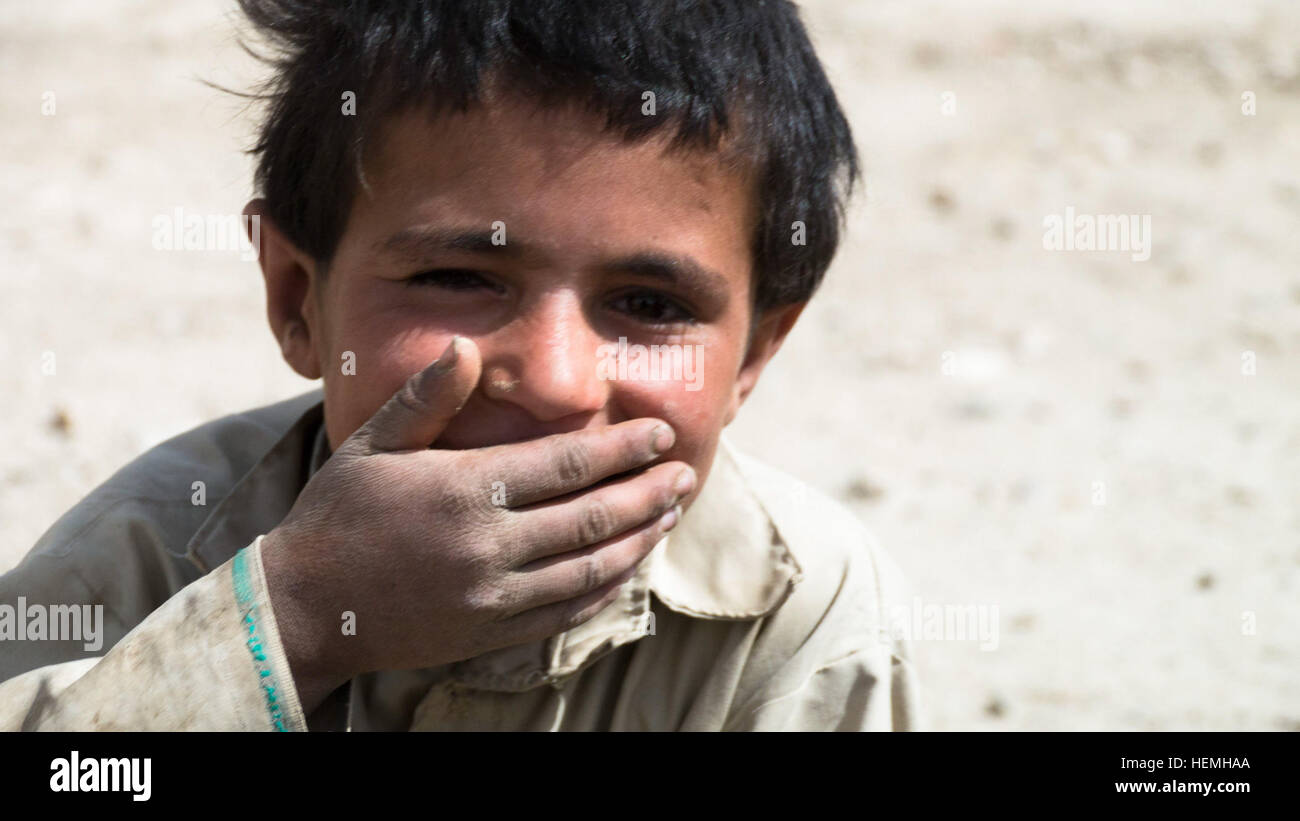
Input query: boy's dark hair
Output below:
<box><xmin>238</xmin><ymin>0</ymin><xmax>858</xmax><ymax>311</ymax></box>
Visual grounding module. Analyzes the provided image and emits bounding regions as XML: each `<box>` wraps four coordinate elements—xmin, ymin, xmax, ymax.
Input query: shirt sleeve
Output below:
<box><xmin>0</xmin><ymin>535</ymin><xmax>308</xmax><ymax>731</ymax></box>
<box><xmin>721</xmin><ymin>534</ymin><xmax>923</xmax><ymax>732</ymax></box>
<box><xmin>722</xmin><ymin>643</ymin><xmax>920</xmax><ymax>731</ymax></box>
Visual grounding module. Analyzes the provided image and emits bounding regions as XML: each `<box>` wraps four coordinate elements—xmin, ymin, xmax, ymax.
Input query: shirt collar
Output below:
<box><xmin>186</xmin><ymin>393</ymin><xmax>803</xmax><ymax>690</ymax></box>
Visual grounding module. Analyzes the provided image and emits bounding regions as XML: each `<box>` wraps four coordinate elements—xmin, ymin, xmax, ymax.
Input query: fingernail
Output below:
<box><xmin>651</xmin><ymin>424</ymin><xmax>675</xmax><ymax>454</ymax></box>
<box><xmin>659</xmin><ymin>505</ymin><xmax>680</xmax><ymax>532</ymax></box>
<box><xmin>673</xmin><ymin>468</ymin><xmax>696</xmax><ymax>498</ymax></box>
<box><xmin>433</xmin><ymin>336</ymin><xmax>460</xmax><ymax>372</ymax></box>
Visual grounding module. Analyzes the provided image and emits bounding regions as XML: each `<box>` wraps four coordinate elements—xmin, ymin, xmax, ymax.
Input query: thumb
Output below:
<box><xmin>353</xmin><ymin>336</ymin><xmax>482</xmax><ymax>453</ymax></box>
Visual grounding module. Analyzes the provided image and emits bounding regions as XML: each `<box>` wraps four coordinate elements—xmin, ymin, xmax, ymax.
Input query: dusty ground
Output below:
<box><xmin>2</xmin><ymin>0</ymin><xmax>1297</xmax><ymax>730</ymax></box>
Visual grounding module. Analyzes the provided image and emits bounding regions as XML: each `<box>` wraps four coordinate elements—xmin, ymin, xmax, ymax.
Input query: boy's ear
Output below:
<box><xmin>243</xmin><ymin>199</ymin><xmax>323</xmax><ymax>380</ymax></box>
<box><xmin>724</xmin><ymin>301</ymin><xmax>807</xmax><ymax>426</ymax></box>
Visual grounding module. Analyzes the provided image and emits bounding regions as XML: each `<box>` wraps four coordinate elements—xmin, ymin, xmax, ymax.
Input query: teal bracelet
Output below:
<box><xmin>232</xmin><ymin>548</ymin><xmax>290</xmax><ymax>732</ymax></box>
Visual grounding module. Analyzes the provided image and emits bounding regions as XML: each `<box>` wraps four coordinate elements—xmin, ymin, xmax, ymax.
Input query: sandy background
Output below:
<box><xmin>2</xmin><ymin>0</ymin><xmax>1297</xmax><ymax>730</ymax></box>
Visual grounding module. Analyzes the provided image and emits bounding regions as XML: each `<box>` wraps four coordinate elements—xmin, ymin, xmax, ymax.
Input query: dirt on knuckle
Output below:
<box><xmin>579</xmin><ymin>552</ymin><xmax>604</xmax><ymax>593</ymax></box>
<box><xmin>657</xmin><ymin>483</ymin><xmax>676</xmax><ymax>514</ymax></box>
<box><xmin>556</xmin><ymin>440</ymin><xmax>592</xmax><ymax>485</ymax></box>
<box><xmin>466</xmin><ymin>581</ymin><xmax>508</xmax><ymax>617</ymax></box>
<box><xmin>577</xmin><ymin>500</ymin><xmax>613</xmax><ymax>545</ymax></box>
<box><xmin>392</xmin><ymin>381</ymin><xmax>431</xmax><ymax>417</ymax></box>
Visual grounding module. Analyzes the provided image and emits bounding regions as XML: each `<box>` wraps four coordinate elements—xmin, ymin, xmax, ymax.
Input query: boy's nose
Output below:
<box><xmin>478</xmin><ymin>295</ymin><xmax>608</xmax><ymax>423</ymax></box>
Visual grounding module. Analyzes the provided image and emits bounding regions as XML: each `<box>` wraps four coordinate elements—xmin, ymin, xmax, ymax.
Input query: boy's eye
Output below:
<box><xmin>607</xmin><ymin>289</ymin><xmax>696</xmax><ymax>325</ymax></box>
<box><xmin>407</xmin><ymin>269</ymin><xmax>504</xmax><ymax>293</ymax></box>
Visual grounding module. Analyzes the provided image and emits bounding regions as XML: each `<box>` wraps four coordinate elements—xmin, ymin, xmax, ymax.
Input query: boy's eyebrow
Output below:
<box><xmin>599</xmin><ymin>252</ymin><xmax>731</xmax><ymax>303</ymax></box>
<box><xmin>375</xmin><ymin>226</ymin><xmax>518</xmax><ymax>258</ymax></box>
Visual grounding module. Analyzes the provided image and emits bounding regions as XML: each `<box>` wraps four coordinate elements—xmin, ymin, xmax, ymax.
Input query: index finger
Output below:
<box><xmin>481</xmin><ymin>419</ymin><xmax>675</xmax><ymax>508</ymax></box>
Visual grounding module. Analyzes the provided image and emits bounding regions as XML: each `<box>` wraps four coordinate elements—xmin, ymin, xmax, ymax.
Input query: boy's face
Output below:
<box><xmin>253</xmin><ymin>95</ymin><xmax>802</xmax><ymax>500</ymax></box>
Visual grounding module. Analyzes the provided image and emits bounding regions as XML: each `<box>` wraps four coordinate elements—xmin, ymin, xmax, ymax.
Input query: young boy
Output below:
<box><xmin>0</xmin><ymin>0</ymin><xmax>918</xmax><ymax>731</ymax></box>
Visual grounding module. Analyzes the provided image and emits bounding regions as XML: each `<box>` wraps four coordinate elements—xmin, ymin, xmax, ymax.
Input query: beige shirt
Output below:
<box><xmin>0</xmin><ymin>391</ymin><xmax>920</xmax><ymax>731</ymax></box>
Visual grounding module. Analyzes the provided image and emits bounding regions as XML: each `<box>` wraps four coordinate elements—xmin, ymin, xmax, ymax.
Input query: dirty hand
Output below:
<box><xmin>260</xmin><ymin>337</ymin><xmax>695</xmax><ymax>713</ymax></box>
